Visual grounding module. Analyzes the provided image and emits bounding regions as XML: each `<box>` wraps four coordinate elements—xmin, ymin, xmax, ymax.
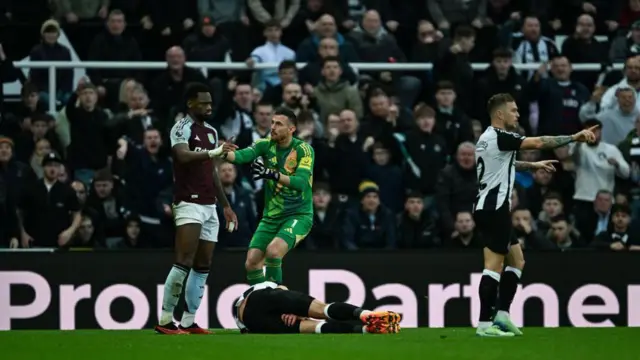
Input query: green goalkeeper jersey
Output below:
<box><xmin>231</xmin><ymin>137</ymin><xmax>314</xmax><ymax>219</ymax></box>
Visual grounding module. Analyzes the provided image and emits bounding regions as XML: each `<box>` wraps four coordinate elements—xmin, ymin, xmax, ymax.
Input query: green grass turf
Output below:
<box><xmin>2</xmin><ymin>328</ymin><xmax>639</xmax><ymax>360</ymax></box>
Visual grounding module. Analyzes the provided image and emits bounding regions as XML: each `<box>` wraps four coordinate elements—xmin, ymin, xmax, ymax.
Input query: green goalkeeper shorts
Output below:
<box><xmin>249</xmin><ymin>215</ymin><xmax>313</xmax><ymax>251</ymax></box>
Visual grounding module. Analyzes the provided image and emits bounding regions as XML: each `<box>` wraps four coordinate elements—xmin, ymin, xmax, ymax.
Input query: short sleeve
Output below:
<box><xmin>170</xmin><ymin>120</ymin><xmax>192</xmax><ymax>147</ymax></box>
<box><xmin>495</xmin><ymin>129</ymin><xmax>525</xmax><ymax>151</ymax></box>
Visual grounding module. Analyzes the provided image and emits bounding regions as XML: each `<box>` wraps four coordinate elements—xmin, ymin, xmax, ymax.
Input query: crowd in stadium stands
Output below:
<box><xmin>2</xmin><ymin>0</ymin><xmax>640</xmax><ymax>252</ymax></box>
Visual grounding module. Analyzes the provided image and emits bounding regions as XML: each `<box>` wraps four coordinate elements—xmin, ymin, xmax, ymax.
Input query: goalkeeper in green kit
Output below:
<box><xmin>212</xmin><ymin>107</ymin><xmax>314</xmax><ymax>285</ymax></box>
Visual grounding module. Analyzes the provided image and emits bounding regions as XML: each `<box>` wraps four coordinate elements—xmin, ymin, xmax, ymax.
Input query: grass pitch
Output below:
<box><xmin>2</xmin><ymin>328</ymin><xmax>638</xmax><ymax>360</ymax></box>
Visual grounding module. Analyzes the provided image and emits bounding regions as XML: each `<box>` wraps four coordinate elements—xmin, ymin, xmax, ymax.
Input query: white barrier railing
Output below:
<box><xmin>12</xmin><ymin>61</ymin><xmax>625</xmax><ymax>113</ymax></box>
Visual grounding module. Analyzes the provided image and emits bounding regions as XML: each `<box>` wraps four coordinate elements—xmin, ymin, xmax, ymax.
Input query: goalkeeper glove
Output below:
<box><xmin>251</xmin><ymin>161</ymin><xmax>280</xmax><ymax>181</ymax></box>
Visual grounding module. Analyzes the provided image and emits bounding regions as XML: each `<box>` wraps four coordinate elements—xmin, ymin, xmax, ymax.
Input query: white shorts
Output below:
<box><xmin>173</xmin><ymin>201</ymin><xmax>219</xmax><ymax>242</ymax></box>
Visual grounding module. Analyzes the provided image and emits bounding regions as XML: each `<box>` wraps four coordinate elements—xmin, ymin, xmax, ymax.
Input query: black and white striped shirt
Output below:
<box><xmin>474</xmin><ymin>127</ymin><xmax>525</xmax><ymax>211</ymax></box>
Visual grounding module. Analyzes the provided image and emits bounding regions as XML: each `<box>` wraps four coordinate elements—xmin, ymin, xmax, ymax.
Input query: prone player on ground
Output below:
<box><xmin>155</xmin><ymin>83</ymin><xmax>239</xmax><ymax>335</ymax></box>
<box><xmin>213</xmin><ymin>108</ymin><xmax>314</xmax><ymax>285</ymax></box>
<box><xmin>233</xmin><ymin>281</ymin><xmax>401</xmax><ymax>334</ymax></box>
<box><xmin>474</xmin><ymin>93</ymin><xmax>597</xmax><ymax>337</ymax></box>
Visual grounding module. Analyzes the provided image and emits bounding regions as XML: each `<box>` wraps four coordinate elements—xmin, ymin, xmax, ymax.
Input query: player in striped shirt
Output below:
<box><xmin>474</xmin><ymin>93</ymin><xmax>597</xmax><ymax>337</ymax></box>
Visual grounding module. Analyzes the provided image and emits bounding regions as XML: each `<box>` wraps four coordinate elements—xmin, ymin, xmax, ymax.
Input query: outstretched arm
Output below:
<box><xmin>495</xmin><ymin>126</ymin><xmax>598</xmax><ymax>152</ymax></box>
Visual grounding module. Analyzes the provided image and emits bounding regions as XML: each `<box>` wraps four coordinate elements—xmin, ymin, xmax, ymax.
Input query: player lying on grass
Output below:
<box><xmin>232</xmin><ymin>281</ymin><xmax>402</xmax><ymax>334</ymax></box>
<box><xmin>212</xmin><ymin>107</ymin><xmax>314</xmax><ymax>285</ymax></box>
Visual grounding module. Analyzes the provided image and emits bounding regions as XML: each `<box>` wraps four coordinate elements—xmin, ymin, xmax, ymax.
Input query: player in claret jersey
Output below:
<box><xmin>213</xmin><ymin>108</ymin><xmax>313</xmax><ymax>286</ymax></box>
<box><xmin>155</xmin><ymin>83</ymin><xmax>238</xmax><ymax>335</ymax></box>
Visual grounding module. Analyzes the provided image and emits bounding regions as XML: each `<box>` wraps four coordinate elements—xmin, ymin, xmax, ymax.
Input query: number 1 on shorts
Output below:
<box><xmin>291</xmin><ymin>219</ymin><xmax>298</xmax><ymax>228</ymax></box>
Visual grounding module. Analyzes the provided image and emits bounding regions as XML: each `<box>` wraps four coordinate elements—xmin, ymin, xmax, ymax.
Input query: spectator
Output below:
<box><xmin>536</xmin><ymin>192</ymin><xmax>575</xmax><ymax>234</ymax></box>
<box><xmin>509</xmin><ymin>15</ymin><xmax>559</xmax><ymax>81</ymax></box>
<box><xmin>150</xmin><ymin>46</ymin><xmax>208</xmax><ymax>123</ymax></box>
<box><xmin>580</xmin><ymin>87</ymin><xmax>638</xmax><ymax>145</ymax></box>
<box><xmin>381</xmin><ymin>0</ymin><xmax>430</xmax><ymax>57</ymax></box>
<box><xmin>28</xmin><ymin>19</ymin><xmax>73</xmax><ymax>107</ymax></box>
<box><xmin>111</xmin><ymin>86</ymin><xmax>160</xmax><ymax>145</ymax></box>
<box><xmin>14</xmin><ymin>113</ymin><xmax>62</xmax><ymax>164</ymax></box>
<box><xmin>236</xmin><ymin>102</ymin><xmax>273</xmax><ymax>149</ymax></box>
<box><xmin>571</xmin><ymin>120</ymin><xmax>630</xmax><ymax>219</ymax></box>
<box><xmin>600</xmin><ymin>56</ymin><xmax>640</xmax><ymax>111</ymax></box>
<box><xmin>0</xmin><ymin>44</ymin><xmax>20</xmax><ymax>124</ymax></box>
<box><xmin>57</xmin><ymin>0</ymin><xmax>110</xmax><ymax>59</ymax></box>
<box><xmin>0</xmin><ymin>158</ymin><xmax>19</xmax><ymax>247</ymax></box>
<box><xmin>342</xmin><ymin>181</ymin><xmax>396</xmax><ymax>250</ymax></box>
<box><xmin>29</xmin><ymin>138</ymin><xmax>53</xmax><ymax>179</ymax></box>
<box><xmin>0</xmin><ymin>137</ymin><xmax>37</xmax><ymax>202</ymax></box>
<box><xmin>197</xmin><ymin>0</ymin><xmax>251</xmax><ymax>61</ymax></box>
<box><xmin>403</xmin><ymin>105</ymin><xmax>448</xmax><ymax>208</ymax></box>
<box><xmin>397</xmin><ymin>191</ymin><xmax>440</xmax><ymax>248</ymax></box>
<box><xmin>216</xmin><ymin>81</ymin><xmax>255</xmax><ymax>141</ymax></box>
<box><xmin>280</xmin><ymin>84</ymin><xmax>320</xmax><ymax>130</ymax></box>
<box><xmin>141</xmin><ymin>0</ymin><xmax>197</xmax><ymax>48</ymax></box>
<box><xmin>295</xmin><ymin>112</ymin><xmax>330</xmax><ymax>182</ymax></box>
<box><xmin>19</xmin><ymin>153</ymin><xmax>81</xmax><ymax>248</ymax></box>
<box><xmin>511</xmin><ymin>207</ymin><xmax>556</xmax><ymax>250</ymax></box>
<box><xmin>435</xmin><ymin>141</ymin><xmax>477</xmax><ymax>238</ymax></box>
<box><xmin>247</xmin><ymin>20</ymin><xmax>295</xmax><ymax>91</ymax></box>
<box><xmin>64</xmin><ymin>80</ymin><xmax>113</xmax><ymax>186</ymax></box>
<box><xmin>306</xmin><ymin>182</ymin><xmax>340</xmax><ymax>249</ymax></box>
<box><xmin>298</xmin><ymin>37</ymin><xmax>358</xmax><ymax>90</ymax></box>
<box><xmin>327</xmin><ymin>109</ymin><xmax>369</xmax><ymax>200</ymax></box>
<box><xmin>247</xmin><ymin>0</ymin><xmax>301</xmax><ymax>36</ymax></box>
<box><xmin>85</xmin><ymin>168</ymin><xmax>130</xmax><ymax>243</ymax></box>
<box><xmin>474</xmin><ymin>48</ymin><xmax>529</xmax><ymax>130</ymax></box>
<box><xmin>14</xmin><ymin>83</ymin><xmax>48</xmax><ymax>135</ymax></box>
<box><xmin>427</xmin><ymin>0</ymin><xmax>488</xmax><ymax>31</ymax></box>
<box><xmin>361</xmin><ymin>89</ymin><xmax>411</xmax><ymax>149</ymax></box>
<box><xmin>434</xmin><ymin>26</ymin><xmax>476</xmax><ymax>114</ymax></box>
<box><xmin>114</xmin><ymin>128</ymin><xmax>172</xmax><ymax>223</ymax></box>
<box><xmin>547</xmin><ymin>214</ymin><xmax>584</xmax><ymax>250</ymax></box>
<box><xmin>108</xmin><ymin>214</ymin><xmax>147</xmax><ymax>249</ymax></box>
<box><xmin>312</xmin><ymin>56</ymin><xmax>363</xmax><ymax>122</ymax></box>
<box><xmin>262</xmin><ymin>60</ymin><xmax>298</xmax><ymax>106</ymax></box>
<box><xmin>296</xmin><ymin>14</ymin><xmax>358</xmax><ymax>62</ymax></box>
<box><xmin>87</xmin><ymin>10</ymin><xmax>142</xmax><ymax>108</ymax></box>
<box><xmin>526</xmin><ymin>167</ymin><xmax>558</xmax><ymax>217</ymax></box>
<box><xmin>216</xmin><ymin>162</ymin><xmax>256</xmax><ymax>248</ymax></box>
<box><xmin>349</xmin><ymin>10</ymin><xmax>421</xmax><ymax>108</ymax></box>
<box><xmin>69</xmin><ymin>215</ymin><xmax>100</xmax><ymax>249</ymax></box>
<box><xmin>593</xmin><ymin>204</ymin><xmax>640</xmax><ymax>250</ymax></box>
<box><xmin>433</xmin><ymin>81</ymin><xmax>474</xmax><ymax>154</ymax></box>
<box><xmin>408</xmin><ymin>20</ymin><xmax>445</xmax><ymax>82</ymax></box>
<box><xmin>563</xmin><ymin>14</ymin><xmax>607</xmax><ymax>89</ymax></box>
<box><xmin>610</xmin><ymin>20</ymin><xmax>640</xmax><ymax>62</ymax></box>
<box><xmin>365</xmin><ymin>141</ymin><xmax>404</xmax><ymax>213</ymax></box>
<box><xmin>575</xmin><ymin>189</ymin><xmax>615</xmax><ymax>244</ymax></box>
<box><xmin>182</xmin><ymin>14</ymin><xmax>230</xmax><ymax>84</ymax></box>
<box><xmin>618</xmin><ymin>116</ymin><xmax>640</xmax><ymax>220</ymax></box>
<box><xmin>448</xmin><ymin>211</ymin><xmax>483</xmax><ymax>248</ymax></box>
<box><xmin>530</xmin><ymin>56</ymin><xmax>590</xmax><ymax>135</ymax></box>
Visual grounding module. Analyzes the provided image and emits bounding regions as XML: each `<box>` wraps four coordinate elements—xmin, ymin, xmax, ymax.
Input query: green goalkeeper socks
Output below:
<box><xmin>246</xmin><ymin>269</ymin><xmax>266</xmax><ymax>285</ymax></box>
<box><xmin>265</xmin><ymin>258</ymin><xmax>283</xmax><ymax>284</ymax></box>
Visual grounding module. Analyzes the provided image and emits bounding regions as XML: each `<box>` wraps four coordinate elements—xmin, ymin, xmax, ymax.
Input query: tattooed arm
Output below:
<box><xmin>520</xmin><ymin>135</ymin><xmax>575</xmax><ymax>150</ymax></box>
<box><xmin>515</xmin><ymin>161</ymin><xmax>536</xmax><ymax>171</ymax></box>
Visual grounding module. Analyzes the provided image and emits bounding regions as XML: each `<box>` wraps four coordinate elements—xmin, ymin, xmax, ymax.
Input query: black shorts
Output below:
<box><xmin>473</xmin><ymin>204</ymin><xmax>518</xmax><ymax>255</ymax></box>
<box><xmin>242</xmin><ymin>288</ymin><xmax>314</xmax><ymax>334</ymax></box>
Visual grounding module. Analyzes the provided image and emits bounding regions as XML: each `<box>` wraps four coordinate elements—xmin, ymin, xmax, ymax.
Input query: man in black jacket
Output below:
<box><xmin>397</xmin><ymin>191</ymin><xmax>440</xmax><ymax>248</ymax></box>
<box><xmin>87</xmin><ymin>10</ymin><xmax>142</xmax><ymax>108</ymax></box>
<box><xmin>402</xmin><ymin>105</ymin><xmax>448</xmax><ymax>206</ymax></box>
<box><xmin>474</xmin><ymin>48</ymin><xmax>529</xmax><ymax>130</ymax></box>
<box><xmin>150</xmin><ymin>46</ymin><xmax>208</xmax><ymax>123</ymax></box>
<box><xmin>341</xmin><ymin>181</ymin><xmax>396</xmax><ymax>249</ymax></box>
<box><xmin>435</xmin><ymin>141</ymin><xmax>477</xmax><ymax>239</ymax></box>
<box><xmin>216</xmin><ymin>162</ymin><xmax>257</xmax><ymax>249</ymax></box>
<box><xmin>64</xmin><ymin>82</ymin><xmax>113</xmax><ymax>186</ymax></box>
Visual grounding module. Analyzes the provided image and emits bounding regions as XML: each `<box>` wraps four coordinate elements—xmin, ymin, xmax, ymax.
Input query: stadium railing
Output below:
<box><xmin>13</xmin><ymin>61</ymin><xmax>624</xmax><ymax>113</ymax></box>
